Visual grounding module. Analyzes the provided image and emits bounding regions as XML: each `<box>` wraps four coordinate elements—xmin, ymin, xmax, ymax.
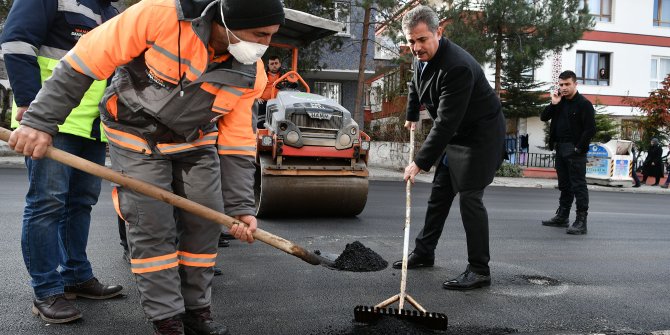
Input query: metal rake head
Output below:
<box><xmin>354</xmin><ymin>305</ymin><xmax>448</xmax><ymax>330</ymax></box>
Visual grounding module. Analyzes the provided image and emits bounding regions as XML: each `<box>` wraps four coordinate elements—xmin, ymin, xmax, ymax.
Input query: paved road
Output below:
<box><xmin>0</xmin><ymin>167</ymin><xmax>669</xmax><ymax>335</ymax></box>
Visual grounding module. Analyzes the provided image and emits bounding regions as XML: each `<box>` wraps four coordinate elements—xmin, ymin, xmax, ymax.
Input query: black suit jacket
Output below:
<box><xmin>540</xmin><ymin>92</ymin><xmax>596</xmax><ymax>153</ymax></box>
<box><xmin>406</xmin><ymin>38</ymin><xmax>505</xmax><ymax>191</ymax></box>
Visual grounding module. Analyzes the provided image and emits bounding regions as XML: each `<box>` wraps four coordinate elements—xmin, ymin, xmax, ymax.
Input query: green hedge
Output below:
<box><xmin>495</xmin><ymin>162</ymin><xmax>524</xmax><ymax>177</ymax></box>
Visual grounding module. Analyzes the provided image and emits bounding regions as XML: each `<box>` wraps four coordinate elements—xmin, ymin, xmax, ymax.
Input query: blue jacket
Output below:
<box><xmin>0</xmin><ymin>0</ymin><xmax>117</xmax><ymax>139</ymax></box>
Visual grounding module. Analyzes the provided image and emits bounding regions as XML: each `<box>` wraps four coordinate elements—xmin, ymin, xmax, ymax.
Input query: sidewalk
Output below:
<box><xmin>367</xmin><ymin>166</ymin><xmax>670</xmax><ymax>194</ymax></box>
<box><xmin>1</xmin><ymin>152</ymin><xmax>669</xmax><ymax>194</ymax></box>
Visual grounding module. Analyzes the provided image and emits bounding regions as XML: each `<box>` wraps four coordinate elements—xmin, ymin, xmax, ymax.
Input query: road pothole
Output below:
<box><xmin>518</xmin><ymin>275</ymin><xmax>561</xmax><ymax>286</ymax></box>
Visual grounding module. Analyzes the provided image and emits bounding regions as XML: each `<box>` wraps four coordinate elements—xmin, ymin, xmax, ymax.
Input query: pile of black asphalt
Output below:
<box><xmin>329</xmin><ymin>241</ymin><xmax>388</xmax><ymax>272</ymax></box>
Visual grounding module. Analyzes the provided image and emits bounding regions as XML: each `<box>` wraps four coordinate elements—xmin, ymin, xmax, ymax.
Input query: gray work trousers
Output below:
<box><xmin>110</xmin><ymin>145</ymin><xmax>223</xmax><ymax>321</ymax></box>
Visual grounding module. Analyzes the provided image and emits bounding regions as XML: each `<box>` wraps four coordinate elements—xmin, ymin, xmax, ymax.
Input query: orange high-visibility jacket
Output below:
<box><xmin>19</xmin><ymin>0</ymin><xmax>266</xmax><ymax>215</ymax></box>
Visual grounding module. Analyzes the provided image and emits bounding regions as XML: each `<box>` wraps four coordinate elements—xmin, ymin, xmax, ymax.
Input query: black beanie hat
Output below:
<box><xmin>215</xmin><ymin>0</ymin><xmax>285</xmax><ymax>30</ymax></box>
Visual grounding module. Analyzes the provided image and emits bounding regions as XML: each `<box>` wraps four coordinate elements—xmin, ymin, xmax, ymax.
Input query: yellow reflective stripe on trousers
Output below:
<box><xmin>177</xmin><ymin>251</ymin><xmax>217</xmax><ymax>267</ymax></box>
<box><xmin>130</xmin><ymin>252</ymin><xmax>179</xmax><ymax>274</ymax></box>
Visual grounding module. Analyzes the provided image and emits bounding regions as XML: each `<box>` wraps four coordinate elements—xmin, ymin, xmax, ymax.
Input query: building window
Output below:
<box><xmin>654</xmin><ymin>0</ymin><xmax>670</xmax><ymax>27</ymax></box>
<box><xmin>314</xmin><ymin>82</ymin><xmax>342</xmax><ymax>104</ymax></box>
<box><xmin>581</xmin><ymin>0</ymin><xmax>612</xmax><ymax>22</ymax></box>
<box><xmin>334</xmin><ymin>1</ymin><xmax>351</xmax><ymax>36</ymax></box>
<box><xmin>576</xmin><ymin>51</ymin><xmax>611</xmax><ymax>86</ymax></box>
<box><xmin>651</xmin><ymin>57</ymin><xmax>670</xmax><ymax>89</ymax></box>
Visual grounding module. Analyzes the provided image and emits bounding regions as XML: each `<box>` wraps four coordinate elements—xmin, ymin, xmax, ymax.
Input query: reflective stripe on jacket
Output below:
<box><xmin>0</xmin><ymin>0</ymin><xmax>116</xmax><ymax>140</ymax></box>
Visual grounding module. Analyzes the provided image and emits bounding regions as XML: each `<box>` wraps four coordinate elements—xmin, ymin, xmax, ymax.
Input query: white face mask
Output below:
<box><xmin>219</xmin><ymin>2</ymin><xmax>268</xmax><ymax>65</ymax></box>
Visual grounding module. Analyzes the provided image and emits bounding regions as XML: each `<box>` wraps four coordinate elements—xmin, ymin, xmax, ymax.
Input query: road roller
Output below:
<box><xmin>255</xmin><ymin>9</ymin><xmax>370</xmax><ymax>217</ymax></box>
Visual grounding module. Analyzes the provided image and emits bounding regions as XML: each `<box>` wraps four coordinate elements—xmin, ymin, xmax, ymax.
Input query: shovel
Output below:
<box><xmin>0</xmin><ymin>127</ymin><xmax>334</xmax><ymax>267</ymax></box>
<box><xmin>353</xmin><ymin>127</ymin><xmax>448</xmax><ymax>330</ymax></box>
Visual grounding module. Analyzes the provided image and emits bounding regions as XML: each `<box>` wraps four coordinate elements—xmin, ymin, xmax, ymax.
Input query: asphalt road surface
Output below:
<box><xmin>0</xmin><ymin>167</ymin><xmax>669</xmax><ymax>335</ymax></box>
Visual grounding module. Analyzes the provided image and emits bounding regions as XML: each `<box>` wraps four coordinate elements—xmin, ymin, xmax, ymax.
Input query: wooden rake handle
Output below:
<box><xmin>0</xmin><ymin>127</ymin><xmax>321</xmax><ymax>265</ymax></box>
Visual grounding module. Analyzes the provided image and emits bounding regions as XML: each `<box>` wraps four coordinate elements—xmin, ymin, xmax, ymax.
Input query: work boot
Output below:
<box><xmin>153</xmin><ymin>315</ymin><xmax>185</xmax><ymax>335</ymax></box>
<box><xmin>541</xmin><ymin>207</ymin><xmax>570</xmax><ymax>227</ymax></box>
<box><xmin>32</xmin><ymin>294</ymin><xmax>82</xmax><ymax>324</ymax></box>
<box><xmin>64</xmin><ymin>277</ymin><xmax>123</xmax><ymax>300</ymax></box>
<box><xmin>567</xmin><ymin>211</ymin><xmax>588</xmax><ymax>235</ymax></box>
<box><xmin>183</xmin><ymin>306</ymin><xmax>229</xmax><ymax>335</ymax></box>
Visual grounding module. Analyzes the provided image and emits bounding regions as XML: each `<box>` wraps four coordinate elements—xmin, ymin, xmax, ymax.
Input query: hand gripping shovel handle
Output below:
<box><xmin>0</xmin><ymin>127</ymin><xmax>322</xmax><ymax>265</ymax></box>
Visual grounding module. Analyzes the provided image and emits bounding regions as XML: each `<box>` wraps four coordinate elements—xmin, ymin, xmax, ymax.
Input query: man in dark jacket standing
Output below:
<box><xmin>1</xmin><ymin>0</ymin><xmax>122</xmax><ymax>324</ymax></box>
<box><xmin>392</xmin><ymin>5</ymin><xmax>505</xmax><ymax>291</ymax></box>
<box><xmin>541</xmin><ymin>70</ymin><xmax>596</xmax><ymax>235</ymax></box>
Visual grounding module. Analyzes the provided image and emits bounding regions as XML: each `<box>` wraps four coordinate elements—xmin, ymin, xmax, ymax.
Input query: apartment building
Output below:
<box><xmin>523</xmin><ymin>0</ymin><xmax>670</xmax><ymax>152</ymax></box>
<box><xmin>301</xmin><ymin>1</ymin><xmax>376</xmax><ymax>121</ymax></box>
<box><xmin>368</xmin><ymin>1</ymin><xmax>670</xmax><ymax>152</ymax></box>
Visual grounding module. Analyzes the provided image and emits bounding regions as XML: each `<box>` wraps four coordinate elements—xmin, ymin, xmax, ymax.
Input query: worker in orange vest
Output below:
<box><xmin>256</xmin><ymin>55</ymin><xmax>283</xmax><ymax>129</ymax></box>
<box><xmin>8</xmin><ymin>0</ymin><xmax>284</xmax><ymax>333</ymax></box>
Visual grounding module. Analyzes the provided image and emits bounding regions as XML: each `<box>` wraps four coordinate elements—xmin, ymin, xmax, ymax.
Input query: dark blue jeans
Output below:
<box><xmin>21</xmin><ymin>133</ymin><xmax>105</xmax><ymax>299</ymax></box>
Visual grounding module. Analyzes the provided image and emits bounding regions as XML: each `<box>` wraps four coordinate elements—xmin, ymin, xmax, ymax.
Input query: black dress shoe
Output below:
<box><xmin>32</xmin><ymin>294</ymin><xmax>82</xmax><ymax>324</ymax></box>
<box><xmin>64</xmin><ymin>277</ymin><xmax>123</xmax><ymax>300</ymax></box>
<box><xmin>391</xmin><ymin>252</ymin><xmax>434</xmax><ymax>269</ymax></box>
<box><xmin>213</xmin><ymin>266</ymin><xmax>223</xmax><ymax>276</ymax></box>
<box><xmin>442</xmin><ymin>269</ymin><xmax>491</xmax><ymax>290</ymax></box>
<box><xmin>183</xmin><ymin>307</ymin><xmax>229</xmax><ymax>335</ymax></box>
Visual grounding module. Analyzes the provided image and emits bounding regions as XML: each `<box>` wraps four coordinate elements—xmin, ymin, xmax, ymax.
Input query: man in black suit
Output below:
<box><xmin>540</xmin><ymin>70</ymin><xmax>596</xmax><ymax>235</ymax></box>
<box><xmin>391</xmin><ymin>5</ymin><xmax>505</xmax><ymax>291</ymax></box>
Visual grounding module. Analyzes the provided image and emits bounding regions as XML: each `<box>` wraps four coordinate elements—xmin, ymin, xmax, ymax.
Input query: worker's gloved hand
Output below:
<box><xmin>230</xmin><ymin>214</ymin><xmax>257</xmax><ymax>243</ymax></box>
<box><xmin>8</xmin><ymin>125</ymin><xmax>52</xmax><ymax>160</ymax></box>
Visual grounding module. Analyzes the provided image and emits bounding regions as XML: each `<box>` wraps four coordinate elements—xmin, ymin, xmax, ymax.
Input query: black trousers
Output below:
<box><xmin>413</xmin><ymin>164</ymin><xmax>490</xmax><ymax>275</ymax></box>
<box><xmin>555</xmin><ymin>142</ymin><xmax>589</xmax><ymax>212</ymax></box>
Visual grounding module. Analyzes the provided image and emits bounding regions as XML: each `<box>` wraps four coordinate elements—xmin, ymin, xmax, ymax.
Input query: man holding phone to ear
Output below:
<box><xmin>541</xmin><ymin>70</ymin><xmax>596</xmax><ymax>235</ymax></box>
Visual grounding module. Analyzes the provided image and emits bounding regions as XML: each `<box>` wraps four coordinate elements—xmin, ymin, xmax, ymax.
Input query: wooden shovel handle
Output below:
<box><xmin>0</xmin><ymin>127</ymin><xmax>321</xmax><ymax>265</ymax></box>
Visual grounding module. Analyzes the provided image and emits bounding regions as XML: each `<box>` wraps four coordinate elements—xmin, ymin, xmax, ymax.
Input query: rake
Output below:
<box><xmin>353</xmin><ymin>127</ymin><xmax>448</xmax><ymax>330</ymax></box>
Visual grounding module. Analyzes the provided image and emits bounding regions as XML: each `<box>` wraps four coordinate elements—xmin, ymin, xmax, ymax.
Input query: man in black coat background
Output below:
<box><xmin>391</xmin><ymin>5</ymin><xmax>506</xmax><ymax>291</ymax></box>
<box><xmin>642</xmin><ymin>138</ymin><xmax>664</xmax><ymax>186</ymax></box>
<box><xmin>540</xmin><ymin>70</ymin><xmax>596</xmax><ymax>235</ymax></box>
